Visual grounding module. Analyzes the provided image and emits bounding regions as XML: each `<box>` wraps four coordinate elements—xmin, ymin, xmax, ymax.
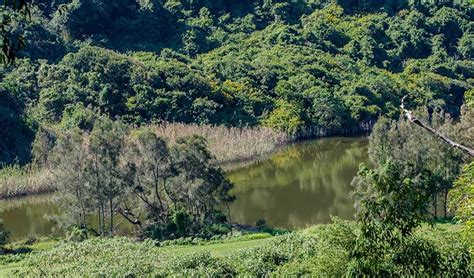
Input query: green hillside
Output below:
<box><xmin>1</xmin><ymin>0</ymin><xmax>472</xmax><ymax>166</ymax></box>
<box><xmin>0</xmin><ymin>1</ymin><xmax>473</xmax><ymax>276</ymax></box>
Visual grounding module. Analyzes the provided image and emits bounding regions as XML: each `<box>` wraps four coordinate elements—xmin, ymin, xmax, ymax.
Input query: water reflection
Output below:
<box><xmin>228</xmin><ymin>137</ymin><xmax>369</xmax><ymax>229</ymax></box>
<box><xmin>0</xmin><ymin>137</ymin><xmax>369</xmax><ymax>239</ymax></box>
<box><xmin>0</xmin><ymin>195</ymin><xmax>61</xmax><ymax>240</ymax></box>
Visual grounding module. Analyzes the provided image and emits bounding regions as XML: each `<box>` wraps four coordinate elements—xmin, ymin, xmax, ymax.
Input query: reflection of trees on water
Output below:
<box><xmin>1</xmin><ymin>195</ymin><xmax>134</xmax><ymax>239</ymax></box>
<box><xmin>228</xmin><ymin>137</ymin><xmax>369</xmax><ymax>229</ymax></box>
<box><xmin>1</xmin><ymin>138</ymin><xmax>369</xmax><ymax>238</ymax></box>
<box><xmin>0</xmin><ymin>195</ymin><xmax>61</xmax><ymax>239</ymax></box>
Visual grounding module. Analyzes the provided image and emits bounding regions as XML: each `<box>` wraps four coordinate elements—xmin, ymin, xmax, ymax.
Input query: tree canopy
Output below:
<box><xmin>1</xmin><ymin>1</ymin><xmax>472</xmax><ymax>168</ymax></box>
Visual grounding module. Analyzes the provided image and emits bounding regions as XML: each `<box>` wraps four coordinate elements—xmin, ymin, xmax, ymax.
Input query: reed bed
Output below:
<box><xmin>0</xmin><ymin>124</ymin><xmax>289</xmax><ymax>199</ymax></box>
<box><xmin>152</xmin><ymin>123</ymin><xmax>290</xmax><ymax>164</ymax></box>
<box><xmin>0</xmin><ymin>165</ymin><xmax>56</xmax><ymax>199</ymax></box>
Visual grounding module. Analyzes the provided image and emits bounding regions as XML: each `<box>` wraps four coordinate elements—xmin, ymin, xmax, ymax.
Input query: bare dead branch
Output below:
<box><xmin>115</xmin><ymin>207</ymin><xmax>142</xmax><ymax>227</ymax></box>
<box><xmin>400</xmin><ymin>96</ymin><xmax>474</xmax><ymax>157</ymax></box>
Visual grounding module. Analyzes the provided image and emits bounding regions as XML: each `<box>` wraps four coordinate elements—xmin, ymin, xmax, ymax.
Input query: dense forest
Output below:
<box><xmin>1</xmin><ymin>0</ymin><xmax>473</xmax><ymax>166</ymax></box>
<box><xmin>1</xmin><ymin>0</ymin><xmax>473</xmax><ymax>276</ymax></box>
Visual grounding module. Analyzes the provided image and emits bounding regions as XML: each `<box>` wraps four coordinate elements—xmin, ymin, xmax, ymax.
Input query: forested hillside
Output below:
<box><xmin>0</xmin><ymin>0</ymin><xmax>472</xmax><ymax>167</ymax></box>
<box><xmin>1</xmin><ymin>1</ymin><xmax>474</xmax><ymax>276</ymax></box>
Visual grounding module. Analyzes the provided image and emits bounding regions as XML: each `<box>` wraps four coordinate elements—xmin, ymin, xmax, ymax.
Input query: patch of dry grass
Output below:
<box><xmin>0</xmin><ymin>165</ymin><xmax>55</xmax><ymax>199</ymax></box>
<box><xmin>0</xmin><ymin>124</ymin><xmax>289</xmax><ymax>199</ymax></box>
<box><xmin>152</xmin><ymin>123</ymin><xmax>289</xmax><ymax>164</ymax></box>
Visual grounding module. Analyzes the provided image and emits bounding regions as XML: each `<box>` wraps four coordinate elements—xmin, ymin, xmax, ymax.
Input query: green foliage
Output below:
<box><xmin>59</xmin><ymin>103</ymin><xmax>97</xmax><ymax>131</ymax></box>
<box><xmin>0</xmin><ymin>220</ymin><xmax>9</xmax><ymax>248</ymax></box>
<box><xmin>50</xmin><ymin>120</ymin><xmax>234</xmax><ymax>239</ymax></box>
<box><xmin>349</xmin><ymin>107</ymin><xmax>473</xmax><ymax>275</ymax></box>
<box><xmin>367</xmin><ymin>112</ymin><xmax>468</xmax><ymax>219</ymax></box>
<box><xmin>449</xmin><ymin>162</ymin><xmax>474</xmax><ymax>252</ymax></box>
<box><xmin>13</xmin><ymin>222</ymin><xmax>472</xmax><ymax>276</ymax></box>
<box><xmin>353</xmin><ymin>162</ymin><xmax>432</xmax><ymax>236</ymax></box>
<box><xmin>262</xmin><ymin>99</ymin><xmax>303</xmax><ymax>136</ymax></box>
<box><xmin>1</xmin><ymin>2</ymin><xmax>471</xmax><ymax>162</ymax></box>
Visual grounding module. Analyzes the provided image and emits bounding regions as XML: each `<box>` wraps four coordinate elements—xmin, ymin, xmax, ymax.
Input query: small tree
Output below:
<box><xmin>50</xmin><ymin>128</ymin><xmax>92</xmax><ymax>229</ymax></box>
<box><xmin>369</xmin><ymin>112</ymin><xmax>464</xmax><ymax>218</ymax></box>
<box><xmin>51</xmin><ymin>116</ymin><xmax>128</xmax><ymax>236</ymax></box>
<box><xmin>121</xmin><ymin>127</ymin><xmax>175</xmax><ymax>225</ymax></box>
<box><xmin>88</xmin><ymin>116</ymin><xmax>127</xmax><ymax>236</ymax></box>
<box><xmin>123</xmin><ymin>133</ymin><xmax>235</xmax><ymax>240</ymax></box>
<box><xmin>449</xmin><ymin>162</ymin><xmax>474</xmax><ymax>252</ymax></box>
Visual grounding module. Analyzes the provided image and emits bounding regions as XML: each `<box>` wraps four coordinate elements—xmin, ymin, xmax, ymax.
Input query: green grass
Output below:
<box><xmin>0</xmin><ymin>221</ymin><xmax>470</xmax><ymax>277</ymax></box>
<box><xmin>0</xmin><ymin>238</ymin><xmax>59</xmax><ymax>276</ymax></box>
<box><xmin>0</xmin><ymin>233</ymin><xmax>274</xmax><ymax>276</ymax></box>
<box><xmin>160</xmin><ymin>236</ymin><xmax>273</xmax><ymax>257</ymax></box>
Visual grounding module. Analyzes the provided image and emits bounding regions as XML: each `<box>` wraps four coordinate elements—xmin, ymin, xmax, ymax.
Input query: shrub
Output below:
<box><xmin>158</xmin><ymin>251</ymin><xmax>237</xmax><ymax>277</ymax></box>
<box><xmin>262</xmin><ymin>99</ymin><xmax>304</xmax><ymax>136</ymax></box>
<box><xmin>0</xmin><ymin>220</ymin><xmax>9</xmax><ymax>248</ymax></box>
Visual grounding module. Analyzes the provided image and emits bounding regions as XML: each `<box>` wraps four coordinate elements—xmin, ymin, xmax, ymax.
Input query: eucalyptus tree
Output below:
<box><xmin>170</xmin><ymin>135</ymin><xmax>235</xmax><ymax>225</ymax></box>
<box><xmin>50</xmin><ymin>116</ymin><xmax>128</xmax><ymax>236</ymax></box>
<box><xmin>368</xmin><ymin>110</ymin><xmax>465</xmax><ymax>218</ymax></box>
<box><xmin>49</xmin><ymin>128</ymin><xmax>93</xmax><ymax>229</ymax></box>
<box><xmin>88</xmin><ymin>116</ymin><xmax>128</xmax><ymax>236</ymax></box>
<box><xmin>122</xmin><ymin>133</ymin><xmax>235</xmax><ymax>239</ymax></box>
<box><xmin>121</xmin><ymin>127</ymin><xmax>175</xmax><ymax>226</ymax></box>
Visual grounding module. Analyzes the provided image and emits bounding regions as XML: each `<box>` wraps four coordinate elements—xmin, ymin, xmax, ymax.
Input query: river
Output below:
<box><xmin>0</xmin><ymin>137</ymin><xmax>369</xmax><ymax>239</ymax></box>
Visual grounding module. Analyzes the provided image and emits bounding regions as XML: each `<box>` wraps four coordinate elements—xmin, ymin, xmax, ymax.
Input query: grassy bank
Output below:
<box><xmin>0</xmin><ymin>124</ymin><xmax>289</xmax><ymax>199</ymax></box>
<box><xmin>1</xmin><ymin>221</ymin><xmax>470</xmax><ymax>276</ymax></box>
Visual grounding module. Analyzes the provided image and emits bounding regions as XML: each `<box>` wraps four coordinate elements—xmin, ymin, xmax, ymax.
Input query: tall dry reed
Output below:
<box><xmin>152</xmin><ymin>123</ymin><xmax>289</xmax><ymax>164</ymax></box>
<box><xmin>1</xmin><ymin>124</ymin><xmax>289</xmax><ymax>199</ymax></box>
<box><xmin>0</xmin><ymin>165</ymin><xmax>55</xmax><ymax>199</ymax></box>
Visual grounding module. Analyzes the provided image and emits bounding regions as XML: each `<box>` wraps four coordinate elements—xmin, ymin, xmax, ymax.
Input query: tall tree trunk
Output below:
<box><xmin>109</xmin><ymin>197</ymin><xmax>114</xmax><ymax>236</ymax></box>
<box><xmin>98</xmin><ymin>207</ymin><xmax>102</xmax><ymax>236</ymax></box>
<box><xmin>100</xmin><ymin>202</ymin><xmax>105</xmax><ymax>236</ymax></box>
<box><xmin>226</xmin><ymin>203</ymin><xmax>233</xmax><ymax>236</ymax></box>
<box><xmin>163</xmin><ymin>178</ymin><xmax>177</xmax><ymax>211</ymax></box>
<box><xmin>443</xmin><ymin>189</ymin><xmax>448</xmax><ymax>219</ymax></box>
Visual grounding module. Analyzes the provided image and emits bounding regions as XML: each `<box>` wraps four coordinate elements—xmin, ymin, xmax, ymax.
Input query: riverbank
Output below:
<box><xmin>1</xmin><ymin>137</ymin><xmax>369</xmax><ymax>240</ymax></box>
<box><xmin>0</xmin><ymin>166</ymin><xmax>56</xmax><ymax>200</ymax></box>
<box><xmin>0</xmin><ymin>124</ymin><xmax>289</xmax><ymax>200</ymax></box>
<box><xmin>0</xmin><ymin>120</ymin><xmax>374</xmax><ymax>200</ymax></box>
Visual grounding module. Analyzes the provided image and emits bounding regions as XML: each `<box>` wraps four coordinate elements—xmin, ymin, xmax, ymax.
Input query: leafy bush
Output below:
<box><xmin>158</xmin><ymin>251</ymin><xmax>237</xmax><ymax>277</ymax></box>
<box><xmin>449</xmin><ymin>162</ymin><xmax>474</xmax><ymax>253</ymax></box>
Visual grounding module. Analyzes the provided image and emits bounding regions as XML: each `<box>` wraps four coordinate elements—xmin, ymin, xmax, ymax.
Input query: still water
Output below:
<box><xmin>227</xmin><ymin>137</ymin><xmax>369</xmax><ymax>229</ymax></box>
<box><xmin>0</xmin><ymin>137</ymin><xmax>369</xmax><ymax>239</ymax></box>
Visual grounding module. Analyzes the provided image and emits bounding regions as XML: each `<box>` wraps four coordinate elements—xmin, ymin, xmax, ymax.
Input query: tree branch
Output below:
<box><xmin>400</xmin><ymin>96</ymin><xmax>474</xmax><ymax>157</ymax></box>
<box><xmin>115</xmin><ymin>207</ymin><xmax>142</xmax><ymax>227</ymax></box>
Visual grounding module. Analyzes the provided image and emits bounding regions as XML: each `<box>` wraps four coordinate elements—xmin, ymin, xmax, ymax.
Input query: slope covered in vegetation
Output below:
<box><xmin>1</xmin><ymin>0</ymin><xmax>472</xmax><ymax>166</ymax></box>
<box><xmin>1</xmin><ymin>221</ymin><xmax>471</xmax><ymax>276</ymax></box>
<box><xmin>1</xmin><ymin>1</ymin><xmax>473</xmax><ymax>276</ymax></box>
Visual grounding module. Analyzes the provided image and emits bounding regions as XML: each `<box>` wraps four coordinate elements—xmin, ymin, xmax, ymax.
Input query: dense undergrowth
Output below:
<box><xmin>2</xmin><ymin>220</ymin><xmax>471</xmax><ymax>277</ymax></box>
